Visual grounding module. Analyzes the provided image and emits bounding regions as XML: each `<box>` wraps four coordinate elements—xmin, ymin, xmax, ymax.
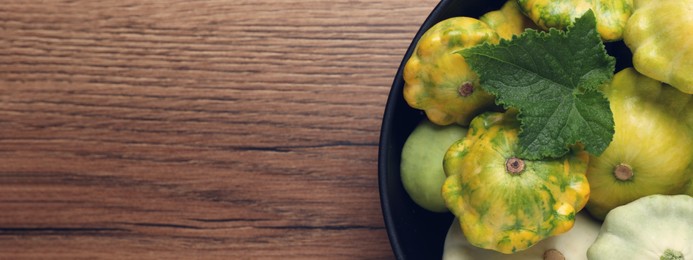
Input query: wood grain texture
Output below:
<box><xmin>0</xmin><ymin>0</ymin><xmax>438</xmax><ymax>258</ymax></box>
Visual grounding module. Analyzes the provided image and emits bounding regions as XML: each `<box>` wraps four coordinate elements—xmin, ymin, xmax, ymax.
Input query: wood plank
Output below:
<box><xmin>0</xmin><ymin>0</ymin><xmax>439</xmax><ymax>258</ymax></box>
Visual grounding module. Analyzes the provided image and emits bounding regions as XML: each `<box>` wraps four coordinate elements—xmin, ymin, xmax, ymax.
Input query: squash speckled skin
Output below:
<box><xmin>441</xmin><ymin>111</ymin><xmax>591</xmax><ymax>254</ymax></box>
<box><xmin>517</xmin><ymin>0</ymin><xmax>633</xmax><ymax>41</ymax></box>
<box><xmin>403</xmin><ymin>17</ymin><xmax>499</xmax><ymax>126</ymax></box>
<box><xmin>587</xmin><ymin>195</ymin><xmax>693</xmax><ymax>260</ymax></box>
<box><xmin>624</xmin><ymin>0</ymin><xmax>693</xmax><ymax>94</ymax></box>
<box><xmin>586</xmin><ymin>68</ymin><xmax>693</xmax><ymax>220</ymax></box>
<box><xmin>480</xmin><ymin>0</ymin><xmax>537</xmax><ymax>40</ymax></box>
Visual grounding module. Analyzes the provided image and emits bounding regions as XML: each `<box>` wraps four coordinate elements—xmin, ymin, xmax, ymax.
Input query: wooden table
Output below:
<box><xmin>1</xmin><ymin>0</ymin><xmax>439</xmax><ymax>258</ymax></box>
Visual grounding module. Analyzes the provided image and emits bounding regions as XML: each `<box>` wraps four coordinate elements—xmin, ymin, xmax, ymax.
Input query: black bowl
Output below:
<box><xmin>377</xmin><ymin>0</ymin><xmax>631</xmax><ymax>259</ymax></box>
<box><xmin>377</xmin><ymin>1</ymin><xmax>506</xmax><ymax>259</ymax></box>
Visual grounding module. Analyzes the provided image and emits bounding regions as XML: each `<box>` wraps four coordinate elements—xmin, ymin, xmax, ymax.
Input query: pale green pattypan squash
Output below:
<box><xmin>442</xmin><ymin>110</ymin><xmax>591</xmax><ymax>254</ymax></box>
<box><xmin>517</xmin><ymin>0</ymin><xmax>633</xmax><ymax>41</ymax></box>
<box><xmin>443</xmin><ymin>212</ymin><xmax>601</xmax><ymax>260</ymax></box>
<box><xmin>586</xmin><ymin>68</ymin><xmax>693</xmax><ymax>220</ymax></box>
<box><xmin>624</xmin><ymin>0</ymin><xmax>693</xmax><ymax>94</ymax></box>
<box><xmin>587</xmin><ymin>194</ymin><xmax>693</xmax><ymax>260</ymax></box>
<box><xmin>403</xmin><ymin>17</ymin><xmax>499</xmax><ymax>126</ymax></box>
<box><xmin>400</xmin><ymin>119</ymin><xmax>467</xmax><ymax>212</ymax></box>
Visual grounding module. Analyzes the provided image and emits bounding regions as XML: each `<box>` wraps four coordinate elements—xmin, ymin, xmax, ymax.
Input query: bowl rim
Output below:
<box><xmin>377</xmin><ymin>0</ymin><xmax>452</xmax><ymax>258</ymax></box>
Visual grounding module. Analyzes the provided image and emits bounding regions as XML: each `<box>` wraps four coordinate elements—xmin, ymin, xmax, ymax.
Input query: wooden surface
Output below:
<box><xmin>0</xmin><ymin>0</ymin><xmax>439</xmax><ymax>258</ymax></box>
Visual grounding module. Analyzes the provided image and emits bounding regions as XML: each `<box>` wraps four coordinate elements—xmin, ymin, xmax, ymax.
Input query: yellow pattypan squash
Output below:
<box><xmin>441</xmin><ymin>110</ymin><xmax>590</xmax><ymax>254</ymax></box>
<box><xmin>480</xmin><ymin>0</ymin><xmax>537</xmax><ymax>40</ymax></box>
<box><xmin>624</xmin><ymin>0</ymin><xmax>693</xmax><ymax>94</ymax></box>
<box><xmin>586</xmin><ymin>68</ymin><xmax>693</xmax><ymax>219</ymax></box>
<box><xmin>517</xmin><ymin>0</ymin><xmax>633</xmax><ymax>41</ymax></box>
<box><xmin>403</xmin><ymin>17</ymin><xmax>499</xmax><ymax>126</ymax></box>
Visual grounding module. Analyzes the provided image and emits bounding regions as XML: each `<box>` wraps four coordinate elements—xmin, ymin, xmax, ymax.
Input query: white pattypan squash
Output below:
<box><xmin>587</xmin><ymin>194</ymin><xmax>693</xmax><ymax>260</ymax></box>
<box><xmin>443</xmin><ymin>212</ymin><xmax>600</xmax><ymax>259</ymax></box>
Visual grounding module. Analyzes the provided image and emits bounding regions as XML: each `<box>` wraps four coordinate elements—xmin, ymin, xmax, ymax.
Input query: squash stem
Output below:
<box><xmin>505</xmin><ymin>157</ymin><xmax>525</xmax><ymax>175</ymax></box>
<box><xmin>613</xmin><ymin>163</ymin><xmax>633</xmax><ymax>181</ymax></box>
<box><xmin>660</xmin><ymin>248</ymin><xmax>684</xmax><ymax>260</ymax></box>
<box><xmin>458</xmin><ymin>82</ymin><xmax>474</xmax><ymax>97</ymax></box>
<box><xmin>543</xmin><ymin>249</ymin><xmax>565</xmax><ymax>260</ymax></box>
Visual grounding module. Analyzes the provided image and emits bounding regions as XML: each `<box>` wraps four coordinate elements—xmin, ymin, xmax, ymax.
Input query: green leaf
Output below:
<box><xmin>461</xmin><ymin>10</ymin><xmax>615</xmax><ymax>160</ymax></box>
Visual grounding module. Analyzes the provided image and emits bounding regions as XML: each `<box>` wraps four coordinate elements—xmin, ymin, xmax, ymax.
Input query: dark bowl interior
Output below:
<box><xmin>377</xmin><ymin>0</ymin><xmax>632</xmax><ymax>259</ymax></box>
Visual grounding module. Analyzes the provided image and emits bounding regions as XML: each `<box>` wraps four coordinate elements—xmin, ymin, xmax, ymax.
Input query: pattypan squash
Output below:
<box><xmin>587</xmin><ymin>194</ymin><xmax>693</xmax><ymax>260</ymax></box>
<box><xmin>403</xmin><ymin>17</ymin><xmax>499</xmax><ymax>126</ymax></box>
<box><xmin>443</xmin><ymin>212</ymin><xmax>601</xmax><ymax>260</ymax></box>
<box><xmin>441</xmin><ymin>110</ymin><xmax>591</xmax><ymax>254</ymax></box>
<box><xmin>400</xmin><ymin>119</ymin><xmax>467</xmax><ymax>212</ymax></box>
<box><xmin>687</xmin><ymin>170</ymin><xmax>693</xmax><ymax>196</ymax></box>
<box><xmin>586</xmin><ymin>68</ymin><xmax>693</xmax><ymax>220</ymax></box>
<box><xmin>623</xmin><ymin>0</ymin><xmax>693</xmax><ymax>94</ymax></box>
<box><xmin>480</xmin><ymin>0</ymin><xmax>536</xmax><ymax>40</ymax></box>
<box><xmin>517</xmin><ymin>0</ymin><xmax>633</xmax><ymax>41</ymax></box>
